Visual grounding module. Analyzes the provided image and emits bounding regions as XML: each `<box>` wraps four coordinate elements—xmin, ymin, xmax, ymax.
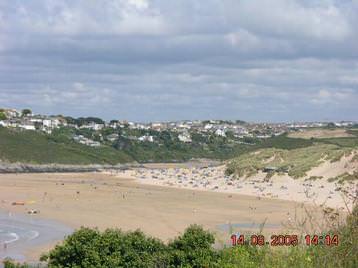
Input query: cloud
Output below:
<box><xmin>0</xmin><ymin>0</ymin><xmax>357</xmax><ymax>122</ymax></box>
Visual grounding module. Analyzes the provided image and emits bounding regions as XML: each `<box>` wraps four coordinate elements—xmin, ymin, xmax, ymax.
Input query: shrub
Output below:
<box><xmin>168</xmin><ymin>224</ymin><xmax>219</xmax><ymax>267</ymax></box>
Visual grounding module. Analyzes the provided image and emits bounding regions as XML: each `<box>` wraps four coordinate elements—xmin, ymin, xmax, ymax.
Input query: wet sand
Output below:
<box><xmin>0</xmin><ymin>210</ymin><xmax>72</xmax><ymax>264</ymax></box>
<box><xmin>0</xmin><ymin>172</ymin><xmax>327</xmax><ymax>262</ymax></box>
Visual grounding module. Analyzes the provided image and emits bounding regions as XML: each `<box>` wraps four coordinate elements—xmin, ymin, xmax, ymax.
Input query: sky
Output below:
<box><xmin>0</xmin><ymin>0</ymin><xmax>357</xmax><ymax>122</ymax></box>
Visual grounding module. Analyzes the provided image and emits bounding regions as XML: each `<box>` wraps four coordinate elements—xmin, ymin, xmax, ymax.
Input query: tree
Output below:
<box><xmin>0</xmin><ymin>111</ymin><xmax>7</xmax><ymax>120</ymax></box>
<box><xmin>40</xmin><ymin>227</ymin><xmax>169</xmax><ymax>268</ymax></box>
<box><xmin>168</xmin><ymin>224</ymin><xmax>219</xmax><ymax>267</ymax></box>
<box><xmin>21</xmin><ymin>109</ymin><xmax>32</xmax><ymax>117</ymax></box>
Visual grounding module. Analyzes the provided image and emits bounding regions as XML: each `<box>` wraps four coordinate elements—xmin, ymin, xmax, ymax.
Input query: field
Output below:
<box><xmin>288</xmin><ymin>128</ymin><xmax>354</xmax><ymax>139</ymax></box>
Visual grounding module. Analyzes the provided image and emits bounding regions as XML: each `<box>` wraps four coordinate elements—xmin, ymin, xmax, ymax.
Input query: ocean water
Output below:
<box><xmin>0</xmin><ymin>210</ymin><xmax>72</xmax><ymax>265</ymax></box>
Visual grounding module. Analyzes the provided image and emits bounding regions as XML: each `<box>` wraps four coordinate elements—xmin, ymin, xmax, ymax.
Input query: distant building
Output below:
<box><xmin>4</xmin><ymin>109</ymin><xmax>20</xmax><ymax>118</ymax></box>
<box><xmin>151</xmin><ymin>123</ymin><xmax>162</xmax><ymax>130</ymax></box>
<box><xmin>80</xmin><ymin>122</ymin><xmax>104</xmax><ymax>131</ymax></box>
<box><xmin>138</xmin><ymin>135</ymin><xmax>154</xmax><ymax>142</ymax></box>
<box><xmin>107</xmin><ymin>133</ymin><xmax>119</xmax><ymax>142</ymax></box>
<box><xmin>204</xmin><ymin>124</ymin><xmax>213</xmax><ymax>130</ymax></box>
<box><xmin>19</xmin><ymin>122</ymin><xmax>36</xmax><ymax>130</ymax></box>
<box><xmin>178</xmin><ymin>133</ymin><xmax>192</xmax><ymax>143</ymax></box>
<box><xmin>73</xmin><ymin>135</ymin><xmax>101</xmax><ymax>147</ymax></box>
<box><xmin>215</xmin><ymin>129</ymin><xmax>226</xmax><ymax>137</ymax></box>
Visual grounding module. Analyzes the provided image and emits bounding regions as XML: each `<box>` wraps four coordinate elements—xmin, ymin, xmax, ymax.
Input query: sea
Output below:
<box><xmin>0</xmin><ymin>210</ymin><xmax>72</xmax><ymax>266</ymax></box>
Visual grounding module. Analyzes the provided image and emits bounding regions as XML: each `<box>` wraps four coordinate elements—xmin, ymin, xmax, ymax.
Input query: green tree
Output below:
<box><xmin>0</xmin><ymin>111</ymin><xmax>7</xmax><ymax>120</ymax></box>
<box><xmin>41</xmin><ymin>227</ymin><xmax>168</xmax><ymax>268</ymax></box>
<box><xmin>21</xmin><ymin>109</ymin><xmax>32</xmax><ymax>117</ymax></box>
<box><xmin>168</xmin><ymin>224</ymin><xmax>219</xmax><ymax>267</ymax></box>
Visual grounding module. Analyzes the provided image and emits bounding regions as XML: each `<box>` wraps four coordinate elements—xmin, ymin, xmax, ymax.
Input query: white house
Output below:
<box><xmin>19</xmin><ymin>122</ymin><xmax>36</xmax><ymax>130</ymax></box>
<box><xmin>215</xmin><ymin>129</ymin><xmax>226</xmax><ymax>137</ymax></box>
<box><xmin>4</xmin><ymin>109</ymin><xmax>20</xmax><ymax>118</ymax></box>
<box><xmin>43</xmin><ymin>118</ymin><xmax>60</xmax><ymax>128</ymax></box>
<box><xmin>138</xmin><ymin>135</ymin><xmax>154</xmax><ymax>142</ymax></box>
<box><xmin>178</xmin><ymin>133</ymin><xmax>192</xmax><ymax>143</ymax></box>
<box><xmin>80</xmin><ymin>122</ymin><xmax>104</xmax><ymax>131</ymax></box>
<box><xmin>204</xmin><ymin>124</ymin><xmax>213</xmax><ymax>130</ymax></box>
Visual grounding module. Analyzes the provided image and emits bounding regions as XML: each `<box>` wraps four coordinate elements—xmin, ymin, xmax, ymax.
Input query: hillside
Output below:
<box><xmin>0</xmin><ymin>127</ymin><xmax>133</xmax><ymax>165</ymax></box>
<box><xmin>226</xmin><ymin>133</ymin><xmax>358</xmax><ymax>181</ymax></box>
<box><xmin>1</xmin><ymin>125</ymin><xmax>358</xmax><ymax>169</ymax></box>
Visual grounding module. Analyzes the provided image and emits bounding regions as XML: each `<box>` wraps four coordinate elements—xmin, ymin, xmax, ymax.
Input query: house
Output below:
<box><xmin>138</xmin><ymin>135</ymin><xmax>154</xmax><ymax>142</ymax></box>
<box><xmin>4</xmin><ymin>109</ymin><xmax>20</xmax><ymax>118</ymax></box>
<box><xmin>107</xmin><ymin>133</ymin><xmax>119</xmax><ymax>142</ymax></box>
<box><xmin>80</xmin><ymin>122</ymin><xmax>104</xmax><ymax>131</ymax></box>
<box><xmin>215</xmin><ymin>129</ymin><xmax>226</xmax><ymax>137</ymax></box>
<box><xmin>151</xmin><ymin>123</ymin><xmax>162</xmax><ymax>130</ymax></box>
<box><xmin>19</xmin><ymin>122</ymin><xmax>36</xmax><ymax>130</ymax></box>
<box><xmin>204</xmin><ymin>124</ymin><xmax>213</xmax><ymax>130</ymax></box>
<box><xmin>43</xmin><ymin>118</ymin><xmax>60</xmax><ymax>129</ymax></box>
<box><xmin>178</xmin><ymin>133</ymin><xmax>192</xmax><ymax>143</ymax></box>
<box><xmin>73</xmin><ymin>135</ymin><xmax>101</xmax><ymax>147</ymax></box>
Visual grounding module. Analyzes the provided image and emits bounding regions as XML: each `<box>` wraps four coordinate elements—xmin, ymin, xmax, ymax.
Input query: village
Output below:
<box><xmin>0</xmin><ymin>107</ymin><xmax>356</xmax><ymax>148</ymax></box>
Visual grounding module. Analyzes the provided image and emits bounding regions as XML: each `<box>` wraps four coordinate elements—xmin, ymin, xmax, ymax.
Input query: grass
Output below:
<box><xmin>329</xmin><ymin>172</ymin><xmax>358</xmax><ymax>184</ymax></box>
<box><xmin>226</xmin><ymin>144</ymin><xmax>355</xmax><ymax>179</ymax></box>
<box><xmin>1</xmin><ymin>126</ymin><xmax>357</xmax><ymax>166</ymax></box>
<box><xmin>0</xmin><ymin>127</ymin><xmax>133</xmax><ymax>165</ymax></box>
<box><xmin>259</xmin><ymin>134</ymin><xmax>314</xmax><ymax>150</ymax></box>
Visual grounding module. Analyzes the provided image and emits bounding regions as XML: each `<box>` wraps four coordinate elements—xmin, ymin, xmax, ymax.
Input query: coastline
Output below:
<box><xmin>0</xmin><ymin>209</ymin><xmax>72</xmax><ymax>264</ymax></box>
<box><xmin>0</xmin><ymin>159</ymin><xmax>221</xmax><ymax>174</ymax></box>
<box><xmin>0</xmin><ymin>171</ymin><xmax>324</xmax><ymax>262</ymax></box>
<box><xmin>0</xmin><ymin>162</ymin><xmax>138</xmax><ymax>174</ymax></box>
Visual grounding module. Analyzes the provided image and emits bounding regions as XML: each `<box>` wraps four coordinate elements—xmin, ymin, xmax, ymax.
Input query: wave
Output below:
<box><xmin>3</xmin><ymin>232</ymin><xmax>20</xmax><ymax>244</ymax></box>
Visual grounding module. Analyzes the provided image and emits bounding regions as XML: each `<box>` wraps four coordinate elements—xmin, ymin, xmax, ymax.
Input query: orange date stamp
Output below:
<box><xmin>231</xmin><ymin>234</ymin><xmax>339</xmax><ymax>247</ymax></box>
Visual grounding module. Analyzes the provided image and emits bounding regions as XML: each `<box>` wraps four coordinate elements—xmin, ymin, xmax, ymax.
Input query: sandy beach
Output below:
<box><xmin>130</xmin><ymin>159</ymin><xmax>357</xmax><ymax>210</ymax></box>
<box><xmin>0</xmin><ymin>171</ymin><xmax>330</xmax><ymax>262</ymax></box>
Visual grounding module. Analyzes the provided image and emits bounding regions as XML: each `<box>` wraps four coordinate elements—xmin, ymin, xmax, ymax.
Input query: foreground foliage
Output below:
<box><xmin>4</xmin><ymin>207</ymin><xmax>358</xmax><ymax>268</ymax></box>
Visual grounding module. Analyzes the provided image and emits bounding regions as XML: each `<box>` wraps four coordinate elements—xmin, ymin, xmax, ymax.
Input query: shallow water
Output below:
<box><xmin>0</xmin><ymin>210</ymin><xmax>72</xmax><ymax>264</ymax></box>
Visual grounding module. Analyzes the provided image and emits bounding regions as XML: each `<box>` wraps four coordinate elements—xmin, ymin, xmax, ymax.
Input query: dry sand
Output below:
<box><xmin>131</xmin><ymin>159</ymin><xmax>357</xmax><ymax>210</ymax></box>
<box><xmin>0</xmin><ymin>172</ymin><xmax>329</xmax><ymax>261</ymax></box>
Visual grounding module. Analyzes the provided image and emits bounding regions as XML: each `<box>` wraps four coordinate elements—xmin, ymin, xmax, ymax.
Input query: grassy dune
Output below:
<box><xmin>226</xmin><ymin>143</ymin><xmax>356</xmax><ymax>179</ymax></box>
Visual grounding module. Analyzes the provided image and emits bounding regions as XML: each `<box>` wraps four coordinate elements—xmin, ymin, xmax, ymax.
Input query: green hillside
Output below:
<box><xmin>0</xmin><ymin>127</ymin><xmax>133</xmax><ymax>165</ymax></box>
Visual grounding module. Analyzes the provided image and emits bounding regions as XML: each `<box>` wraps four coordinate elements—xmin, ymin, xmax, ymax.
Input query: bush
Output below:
<box><xmin>168</xmin><ymin>224</ymin><xmax>219</xmax><ymax>267</ymax></box>
<box><xmin>41</xmin><ymin>227</ymin><xmax>168</xmax><ymax>268</ymax></box>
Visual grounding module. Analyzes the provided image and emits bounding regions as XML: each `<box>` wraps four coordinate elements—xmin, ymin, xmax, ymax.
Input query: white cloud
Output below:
<box><xmin>227</xmin><ymin>0</ymin><xmax>351</xmax><ymax>41</ymax></box>
<box><xmin>311</xmin><ymin>88</ymin><xmax>356</xmax><ymax>104</ymax></box>
<box><xmin>128</xmin><ymin>0</ymin><xmax>149</xmax><ymax>10</ymax></box>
